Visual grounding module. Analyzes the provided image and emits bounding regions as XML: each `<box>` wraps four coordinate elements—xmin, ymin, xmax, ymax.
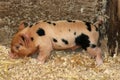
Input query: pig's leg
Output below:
<box><xmin>86</xmin><ymin>46</ymin><xmax>103</xmax><ymax>66</ymax></box>
<box><xmin>37</xmin><ymin>39</ymin><xmax>53</xmax><ymax>64</ymax></box>
<box><xmin>37</xmin><ymin>47</ymin><xmax>53</xmax><ymax>64</ymax></box>
<box><xmin>71</xmin><ymin>46</ymin><xmax>80</xmax><ymax>50</ymax></box>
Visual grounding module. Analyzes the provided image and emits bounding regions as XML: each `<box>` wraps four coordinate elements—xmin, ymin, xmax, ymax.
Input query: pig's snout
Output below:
<box><xmin>9</xmin><ymin>51</ymin><xmax>18</xmax><ymax>59</ymax></box>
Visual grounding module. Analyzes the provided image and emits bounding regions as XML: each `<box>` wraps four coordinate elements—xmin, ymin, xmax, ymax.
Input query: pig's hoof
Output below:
<box><xmin>37</xmin><ymin>59</ymin><xmax>45</xmax><ymax>64</ymax></box>
<box><xmin>38</xmin><ymin>61</ymin><xmax>44</xmax><ymax>64</ymax></box>
<box><xmin>96</xmin><ymin>59</ymin><xmax>103</xmax><ymax>66</ymax></box>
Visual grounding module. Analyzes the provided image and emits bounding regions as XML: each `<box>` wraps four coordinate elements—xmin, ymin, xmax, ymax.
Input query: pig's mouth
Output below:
<box><xmin>9</xmin><ymin>52</ymin><xmax>18</xmax><ymax>59</ymax></box>
<box><xmin>9</xmin><ymin>51</ymin><xmax>23</xmax><ymax>59</ymax></box>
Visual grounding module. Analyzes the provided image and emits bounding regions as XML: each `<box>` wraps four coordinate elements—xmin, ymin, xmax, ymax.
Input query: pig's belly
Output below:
<box><xmin>52</xmin><ymin>41</ymin><xmax>77</xmax><ymax>50</ymax></box>
<box><xmin>51</xmin><ymin>32</ymin><xmax>78</xmax><ymax>50</ymax></box>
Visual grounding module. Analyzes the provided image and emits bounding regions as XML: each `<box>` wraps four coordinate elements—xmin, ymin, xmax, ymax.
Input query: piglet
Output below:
<box><xmin>10</xmin><ymin>20</ymin><xmax>103</xmax><ymax>65</ymax></box>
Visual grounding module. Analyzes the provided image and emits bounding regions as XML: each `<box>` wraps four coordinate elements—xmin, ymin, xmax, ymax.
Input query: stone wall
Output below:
<box><xmin>0</xmin><ymin>0</ymin><xmax>99</xmax><ymax>46</ymax></box>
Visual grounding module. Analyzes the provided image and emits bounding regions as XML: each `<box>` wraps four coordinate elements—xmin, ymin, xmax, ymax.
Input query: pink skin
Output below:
<box><xmin>9</xmin><ymin>51</ymin><xmax>18</xmax><ymax>59</ymax></box>
<box><xmin>87</xmin><ymin>47</ymin><xmax>103</xmax><ymax>66</ymax></box>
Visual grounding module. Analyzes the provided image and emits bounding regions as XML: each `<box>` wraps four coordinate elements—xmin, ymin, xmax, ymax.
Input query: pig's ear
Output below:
<box><xmin>18</xmin><ymin>21</ymin><xmax>28</xmax><ymax>31</ymax></box>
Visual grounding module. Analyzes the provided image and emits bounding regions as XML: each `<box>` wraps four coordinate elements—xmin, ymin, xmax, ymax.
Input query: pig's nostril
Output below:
<box><xmin>9</xmin><ymin>52</ymin><xmax>16</xmax><ymax>59</ymax></box>
<box><xmin>9</xmin><ymin>53</ymin><xmax>14</xmax><ymax>58</ymax></box>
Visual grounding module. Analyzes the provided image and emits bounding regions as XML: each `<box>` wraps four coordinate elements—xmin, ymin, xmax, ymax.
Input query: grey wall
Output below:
<box><xmin>0</xmin><ymin>0</ymin><xmax>99</xmax><ymax>46</ymax></box>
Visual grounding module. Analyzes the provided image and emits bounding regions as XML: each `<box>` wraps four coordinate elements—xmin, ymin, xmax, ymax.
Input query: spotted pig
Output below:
<box><xmin>9</xmin><ymin>20</ymin><xmax>103</xmax><ymax>66</ymax></box>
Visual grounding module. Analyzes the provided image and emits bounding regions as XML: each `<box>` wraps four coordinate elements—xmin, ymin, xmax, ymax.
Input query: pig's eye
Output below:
<box><xmin>16</xmin><ymin>45</ymin><xmax>20</xmax><ymax>50</ymax></box>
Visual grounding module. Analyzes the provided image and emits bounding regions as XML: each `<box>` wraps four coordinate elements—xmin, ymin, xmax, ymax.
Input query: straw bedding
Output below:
<box><xmin>0</xmin><ymin>45</ymin><xmax>120</xmax><ymax>80</ymax></box>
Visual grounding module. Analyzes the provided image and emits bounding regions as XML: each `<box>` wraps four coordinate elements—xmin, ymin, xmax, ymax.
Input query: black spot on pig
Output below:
<box><xmin>31</xmin><ymin>37</ymin><xmax>34</xmax><ymax>41</ymax></box>
<box><xmin>47</xmin><ymin>22</ymin><xmax>56</xmax><ymax>26</ymax></box>
<box><xmin>29</xmin><ymin>24</ymin><xmax>33</xmax><ymax>28</ymax></box>
<box><xmin>69</xmin><ymin>29</ymin><xmax>71</xmax><ymax>32</ymax></box>
<box><xmin>84</xmin><ymin>21</ymin><xmax>91</xmax><ymax>31</ymax></box>
<box><xmin>36</xmin><ymin>28</ymin><xmax>45</xmax><ymax>36</ymax></box>
<box><xmin>34</xmin><ymin>22</ymin><xmax>39</xmax><ymax>25</ymax></box>
<box><xmin>53</xmin><ymin>23</ymin><xmax>56</xmax><ymax>26</ymax></box>
<box><xmin>90</xmin><ymin>44</ymin><xmax>96</xmax><ymax>48</ymax></box>
<box><xmin>62</xmin><ymin>39</ymin><xmax>69</xmax><ymax>45</ymax></box>
<box><xmin>53</xmin><ymin>38</ymin><xmax>57</xmax><ymax>42</ymax></box>
<box><xmin>47</xmin><ymin>22</ymin><xmax>52</xmax><ymax>24</ymax></box>
<box><xmin>75</xmin><ymin>33</ymin><xmax>90</xmax><ymax>50</ymax></box>
<box><xmin>74</xmin><ymin>32</ymin><xmax>76</xmax><ymax>35</ymax></box>
<box><xmin>67</xmin><ymin>20</ymin><xmax>75</xmax><ymax>23</ymax></box>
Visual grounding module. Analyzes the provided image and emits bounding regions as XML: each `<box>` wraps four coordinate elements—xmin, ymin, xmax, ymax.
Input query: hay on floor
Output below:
<box><xmin>0</xmin><ymin>45</ymin><xmax>120</xmax><ymax>80</ymax></box>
